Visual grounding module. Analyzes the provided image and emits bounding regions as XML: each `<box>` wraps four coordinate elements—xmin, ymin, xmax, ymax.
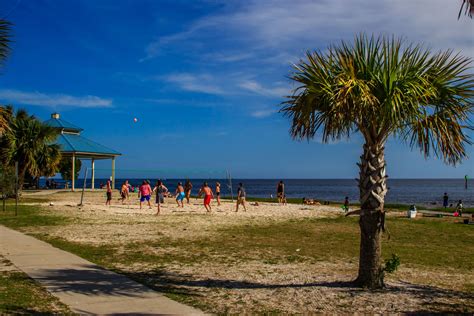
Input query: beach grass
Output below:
<box><xmin>1</xmin><ymin>206</ymin><xmax>472</xmax><ymax>271</ymax></box>
<box><xmin>0</xmin><ymin>259</ymin><xmax>72</xmax><ymax>315</ymax></box>
<box><xmin>0</xmin><ymin>202</ymin><xmax>472</xmax><ymax>313</ymax></box>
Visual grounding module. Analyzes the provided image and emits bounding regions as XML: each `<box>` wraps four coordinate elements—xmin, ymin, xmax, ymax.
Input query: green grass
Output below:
<box><xmin>0</xmin><ymin>204</ymin><xmax>69</xmax><ymax>228</ymax></box>
<box><xmin>0</xmin><ymin>268</ymin><xmax>71</xmax><ymax>314</ymax></box>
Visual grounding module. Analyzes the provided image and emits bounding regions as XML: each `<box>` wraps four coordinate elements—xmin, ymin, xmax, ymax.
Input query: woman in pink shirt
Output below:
<box><xmin>138</xmin><ymin>180</ymin><xmax>152</xmax><ymax>209</ymax></box>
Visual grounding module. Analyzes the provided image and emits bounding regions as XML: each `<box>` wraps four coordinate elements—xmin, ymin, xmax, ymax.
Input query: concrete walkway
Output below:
<box><xmin>0</xmin><ymin>225</ymin><xmax>204</xmax><ymax>315</ymax></box>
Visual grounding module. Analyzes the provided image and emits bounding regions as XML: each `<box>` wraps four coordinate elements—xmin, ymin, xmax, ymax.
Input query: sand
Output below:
<box><xmin>15</xmin><ymin>190</ymin><xmax>474</xmax><ymax>313</ymax></box>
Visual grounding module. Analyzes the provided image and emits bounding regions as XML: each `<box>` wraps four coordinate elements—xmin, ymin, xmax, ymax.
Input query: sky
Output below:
<box><xmin>0</xmin><ymin>0</ymin><xmax>473</xmax><ymax>179</ymax></box>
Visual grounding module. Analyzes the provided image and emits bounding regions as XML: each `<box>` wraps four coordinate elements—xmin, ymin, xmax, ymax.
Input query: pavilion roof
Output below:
<box><xmin>56</xmin><ymin>133</ymin><xmax>121</xmax><ymax>158</ymax></box>
<box><xmin>44</xmin><ymin>117</ymin><xmax>83</xmax><ymax>132</ymax></box>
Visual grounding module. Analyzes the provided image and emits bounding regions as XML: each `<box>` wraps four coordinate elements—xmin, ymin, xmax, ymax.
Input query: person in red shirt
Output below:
<box><xmin>138</xmin><ymin>180</ymin><xmax>152</xmax><ymax>209</ymax></box>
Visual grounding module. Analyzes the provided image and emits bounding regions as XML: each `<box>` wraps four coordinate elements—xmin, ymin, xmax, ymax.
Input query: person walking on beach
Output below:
<box><xmin>215</xmin><ymin>182</ymin><xmax>221</xmax><ymax>206</ymax></box>
<box><xmin>235</xmin><ymin>182</ymin><xmax>247</xmax><ymax>212</ymax></box>
<box><xmin>184</xmin><ymin>179</ymin><xmax>193</xmax><ymax>204</ymax></box>
<box><xmin>153</xmin><ymin>180</ymin><xmax>168</xmax><ymax>215</ymax></box>
<box><xmin>277</xmin><ymin>181</ymin><xmax>285</xmax><ymax>204</ymax></box>
<box><xmin>443</xmin><ymin>193</ymin><xmax>449</xmax><ymax>209</ymax></box>
<box><xmin>138</xmin><ymin>180</ymin><xmax>152</xmax><ymax>209</ymax></box>
<box><xmin>343</xmin><ymin>196</ymin><xmax>349</xmax><ymax>212</ymax></box>
<box><xmin>105</xmin><ymin>179</ymin><xmax>112</xmax><ymax>206</ymax></box>
<box><xmin>199</xmin><ymin>182</ymin><xmax>214</xmax><ymax>212</ymax></box>
<box><xmin>119</xmin><ymin>180</ymin><xmax>129</xmax><ymax>204</ymax></box>
<box><xmin>175</xmin><ymin>182</ymin><xmax>185</xmax><ymax>208</ymax></box>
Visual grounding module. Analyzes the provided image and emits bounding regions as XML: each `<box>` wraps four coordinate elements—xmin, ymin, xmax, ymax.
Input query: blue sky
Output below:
<box><xmin>0</xmin><ymin>0</ymin><xmax>473</xmax><ymax>179</ymax></box>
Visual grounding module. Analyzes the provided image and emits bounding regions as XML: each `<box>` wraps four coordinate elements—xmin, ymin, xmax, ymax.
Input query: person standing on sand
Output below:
<box><xmin>105</xmin><ymin>180</ymin><xmax>112</xmax><ymax>206</ymax></box>
<box><xmin>277</xmin><ymin>180</ymin><xmax>285</xmax><ymax>204</ymax></box>
<box><xmin>199</xmin><ymin>182</ymin><xmax>214</xmax><ymax>212</ymax></box>
<box><xmin>443</xmin><ymin>193</ymin><xmax>449</xmax><ymax>209</ymax></box>
<box><xmin>138</xmin><ymin>180</ymin><xmax>152</xmax><ymax>209</ymax></box>
<box><xmin>343</xmin><ymin>196</ymin><xmax>349</xmax><ymax>212</ymax></box>
<box><xmin>235</xmin><ymin>182</ymin><xmax>247</xmax><ymax>212</ymax></box>
<box><xmin>119</xmin><ymin>180</ymin><xmax>129</xmax><ymax>204</ymax></box>
<box><xmin>153</xmin><ymin>180</ymin><xmax>168</xmax><ymax>215</ymax></box>
<box><xmin>184</xmin><ymin>179</ymin><xmax>193</xmax><ymax>204</ymax></box>
<box><xmin>175</xmin><ymin>182</ymin><xmax>185</xmax><ymax>208</ymax></box>
<box><xmin>215</xmin><ymin>182</ymin><xmax>221</xmax><ymax>206</ymax></box>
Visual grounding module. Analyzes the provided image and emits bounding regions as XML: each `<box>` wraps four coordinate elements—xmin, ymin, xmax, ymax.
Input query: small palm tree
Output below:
<box><xmin>281</xmin><ymin>34</ymin><xmax>474</xmax><ymax>289</ymax></box>
<box><xmin>0</xmin><ymin>108</ymin><xmax>61</xmax><ymax>190</ymax></box>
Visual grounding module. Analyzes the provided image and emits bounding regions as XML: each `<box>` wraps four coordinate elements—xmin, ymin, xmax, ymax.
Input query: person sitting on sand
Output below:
<box><xmin>105</xmin><ymin>180</ymin><xmax>112</xmax><ymax>206</ymax></box>
<box><xmin>175</xmin><ymin>182</ymin><xmax>185</xmax><ymax>208</ymax></box>
<box><xmin>455</xmin><ymin>200</ymin><xmax>463</xmax><ymax>216</ymax></box>
<box><xmin>215</xmin><ymin>182</ymin><xmax>221</xmax><ymax>206</ymax></box>
<box><xmin>138</xmin><ymin>180</ymin><xmax>152</xmax><ymax>209</ymax></box>
<box><xmin>277</xmin><ymin>180</ymin><xmax>285</xmax><ymax>204</ymax></box>
<box><xmin>235</xmin><ymin>182</ymin><xmax>247</xmax><ymax>212</ymax></box>
<box><xmin>153</xmin><ymin>180</ymin><xmax>168</xmax><ymax>215</ymax></box>
<box><xmin>184</xmin><ymin>179</ymin><xmax>193</xmax><ymax>204</ymax></box>
<box><xmin>119</xmin><ymin>180</ymin><xmax>129</xmax><ymax>205</ymax></box>
<box><xmin>198</xmin><ymin>182</ymin><xmax>214</xmax><ymax>212</ymax></box>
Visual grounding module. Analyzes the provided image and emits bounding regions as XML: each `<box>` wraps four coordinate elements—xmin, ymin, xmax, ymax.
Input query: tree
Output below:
<box><xmin>280</xmin><ymin>34</ymin><xmax>474</xmax><ymax>289</ymax></box>
<box><xmin>58</xmin><ymin>157</ymin><xmax>82</xmax><ymax>182</ymax></box>
<box><xmin>0</xmin><ymin>107</ymin><xmax>61</xmax><ymax>191</ymax></box>
<box><xmin>459</xmin><ymin>0</ymin><xmax>474</xmax><ymax>19</ymax></box>
<box><xmin>0</xmin><ymin>20</ymin><xmax>12</xmax><ymax>134</ymax></box>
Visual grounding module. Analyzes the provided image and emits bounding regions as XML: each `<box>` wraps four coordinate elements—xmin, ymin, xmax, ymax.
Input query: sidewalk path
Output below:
<box><xmin>0</xmin><ymin>225</ymin><xmax>204</xmax><ymax>315</ymax></box>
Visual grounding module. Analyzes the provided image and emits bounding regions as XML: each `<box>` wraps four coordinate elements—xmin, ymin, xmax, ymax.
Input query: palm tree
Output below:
<box><xmin>0</xmin><ymin>108</ymin><xmax>61</xmax><ymax>190</ymax></box>
<box><xmin>459</xmin><ymin>0</ymin><xmax>474</xmax><ymax>19</ymax></box>
<box><xmin>0</xmin><ymin>20</ymin><xmax>12</xmax><ymax>134</ymax></box>
<box><xmin>280</xmin><ymin>34</ymin><xmax>474</xmax><ymax>289</ymax></box>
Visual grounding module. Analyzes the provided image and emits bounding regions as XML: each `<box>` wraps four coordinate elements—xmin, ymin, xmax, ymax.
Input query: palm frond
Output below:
<box><xmin>458</xmin><ymin>0</ymin><xmax>474</xmax><ymax>19</ymax></box>
<box><xmin>280</xmin><ymin>33</ymin><xmax>474</xmax><ymax>164</ymax></box>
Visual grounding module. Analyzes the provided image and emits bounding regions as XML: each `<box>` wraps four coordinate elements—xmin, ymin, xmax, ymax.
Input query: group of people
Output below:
<box><xmin>104</xmin><ymin>179</ymin><xmax>248</xmax><ymax>214</ymax></box>
<box><xmin>442</xmin><ymin>192</ymin><xmax>464</xmax><ymax>216</ymax></box>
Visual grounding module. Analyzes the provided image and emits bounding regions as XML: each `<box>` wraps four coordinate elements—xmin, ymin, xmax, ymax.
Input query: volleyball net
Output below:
<box><xmin>77</xmin><ymin>167</ymin><xmax>234</xmax><ymax>205</ymax></box>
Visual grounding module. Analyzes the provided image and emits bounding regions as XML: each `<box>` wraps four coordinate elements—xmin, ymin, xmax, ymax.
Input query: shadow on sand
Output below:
<box><xmin>31</xmin><ymin>265</ymin><xmax>473</xmax><ymax>313</ymax></box>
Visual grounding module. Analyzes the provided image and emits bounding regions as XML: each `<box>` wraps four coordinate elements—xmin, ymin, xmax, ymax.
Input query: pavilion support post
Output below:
<box><xmin>111</xmin><ymin>157</ymin><xmax>116</xmax><ymax>190</ymax></box>
<box><xmin>71</xmin><ymin>154</ymin><xmax>75</xmax><ymax>192</ymax></box>
<box><xmin>91</xmin><ymin>158</ymin><xmax>95</xmax><ymax>190</ymax></box>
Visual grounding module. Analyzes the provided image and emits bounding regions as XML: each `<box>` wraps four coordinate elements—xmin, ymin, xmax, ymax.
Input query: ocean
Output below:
<box><xmin>50</xmin><ymin>178</ymin><xmax>474</xmax><ymax>207</ymax></box>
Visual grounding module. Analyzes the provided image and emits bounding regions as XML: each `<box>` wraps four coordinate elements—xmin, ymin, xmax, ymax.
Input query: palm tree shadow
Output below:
<box><xmin>33</xmin><ymin>265</ymin><xmax>473</xmax><ymax>313</ymax></box>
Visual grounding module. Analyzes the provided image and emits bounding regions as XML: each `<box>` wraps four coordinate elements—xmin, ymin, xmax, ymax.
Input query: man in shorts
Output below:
<box><xmin>235</xmin><ymin>182</ymin><xmax>247</xmax><ymax>212</ymax></box>
<box><xmin>175</xmin><ymin>182</ymin><xmax>185</xmax><ymax>208</ymax></box>
<box><xmin>138</xmin><ymin>180</ymin><xmax>152</xmax><ymax>209</ymax></box>
<box><xmin>105</xmin><ymin>179</ymin><xmax>112</xmax><ymax>206</ymax></box>
<box><xmin>199</xmin><ymin>182</ymin><xmax>214</xmax><ymax>212</ymax></box>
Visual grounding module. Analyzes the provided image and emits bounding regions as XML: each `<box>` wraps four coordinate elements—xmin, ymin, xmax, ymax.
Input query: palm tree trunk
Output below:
<box><xmin>355</xmin><ymin>142</ymin><xmax>388</xmax><ymax>289</ymax></box>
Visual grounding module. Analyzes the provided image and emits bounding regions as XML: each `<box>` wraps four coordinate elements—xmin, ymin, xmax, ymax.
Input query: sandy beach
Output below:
<box><xmin>8</xmin><ymin>190</ymin><xmax>471</xmax><ymax>314</ymax></box>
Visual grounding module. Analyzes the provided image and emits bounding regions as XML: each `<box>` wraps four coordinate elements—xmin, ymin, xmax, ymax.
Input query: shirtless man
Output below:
<box><xmin>175</xmin><ymin>182</ymin><xmax>185</xmax><ymax>208</ymax></box>
<box><xmin>198</xmin><ymin>182</ymin><xmax>214</xmax><ymax>212</ymax></box>
<box><xmin>119</xmin><ymin>180</ymin><xmax>129</xmax><ymax>205</ymax></box>
<box><xmin>105</xmin><ymin>180</ymin><xmax>112</xmax><ymax>206</ymax></box>
<box><xmin>184</xmin><ymin>179</ymin><xmax>193</xmax><ymax>204</ymax></box>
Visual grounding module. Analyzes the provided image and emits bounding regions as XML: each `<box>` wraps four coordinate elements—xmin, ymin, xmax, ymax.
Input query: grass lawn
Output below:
<box><xmin>0</xmin><ymin>257</ymin><xmax>72</xmax><ymax>315</ymax></box>
<box><xmin>0</xmin><ymin>201</ymin><xmax>472</xmax><ymax>313</ymax></box>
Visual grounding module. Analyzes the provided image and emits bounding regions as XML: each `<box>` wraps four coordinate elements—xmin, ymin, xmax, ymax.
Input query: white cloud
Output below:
<box><xmin>162</xmin><ymin>73</ymin><xmax>225</xmax><ymax>95</ymax></box>
<box><xmin>251</xmin><ymin>109</ymin><xmax>275</xmax><ymax>118</ymax></box>
<box><xmin>0</xmin><ymin>89</ymin><xmax>112</xmax><ymax>108</ymax></box>
<box><xmin>143</xmin><ymin>0</ymin><xmax>474</xmax><ymax>62</ymax></box>
<box><xmin>239</xmin><ymin>80</ymin><xmax>288</xmax><ymax>97</ymax></box>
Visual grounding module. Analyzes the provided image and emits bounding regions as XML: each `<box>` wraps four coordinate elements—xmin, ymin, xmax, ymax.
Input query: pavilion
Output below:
<box><xmin>44</xmin><ymin>113</ymin><xmax>121</xmax><ymax>191</ymax></box>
